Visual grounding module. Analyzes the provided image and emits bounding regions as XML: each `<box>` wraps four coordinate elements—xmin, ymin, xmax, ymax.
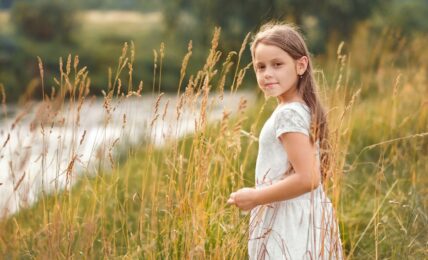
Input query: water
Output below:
<box><xmin>0</xmin><ymin>91</ymin><xmax>256</xmax><ymax>217</ymax></box>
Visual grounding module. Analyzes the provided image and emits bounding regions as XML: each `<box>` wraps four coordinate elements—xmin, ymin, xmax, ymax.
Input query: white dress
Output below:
<box><xmin>248</xmin><ymin>102</ymin><xmax>343</xmax><ymax>260</ymax></box>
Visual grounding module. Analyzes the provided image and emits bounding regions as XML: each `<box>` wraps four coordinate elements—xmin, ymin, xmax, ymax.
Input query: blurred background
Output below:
<box><xmin>1</xmin><ymin>0</ymin><xmax>427</xmax><ymax>102</ymax></box>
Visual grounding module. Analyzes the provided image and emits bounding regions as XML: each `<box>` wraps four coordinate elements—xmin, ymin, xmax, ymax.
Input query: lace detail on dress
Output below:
<box><xmin>274</xmin><ymin>108</ymin><xmax>310</xmax><ymax>138</ymax></box>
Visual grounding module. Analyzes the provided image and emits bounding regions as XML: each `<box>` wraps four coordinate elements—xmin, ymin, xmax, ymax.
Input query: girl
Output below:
<box><xmin>227</xmin><ymin>23</ymin><xmax>343</xmax><ymax>259</ymax></box>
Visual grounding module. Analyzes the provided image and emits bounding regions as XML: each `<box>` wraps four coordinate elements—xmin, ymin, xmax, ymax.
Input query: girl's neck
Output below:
<box><xmin>277</xmin><ymin>88</ymin><xmax>304</xmax><ymax>105</ymax></box>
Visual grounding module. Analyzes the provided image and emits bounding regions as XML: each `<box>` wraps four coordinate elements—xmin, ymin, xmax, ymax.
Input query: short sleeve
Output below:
<box><xmin>274</xmin><ymin>108</ymin><xmax>310</xmax><ymax>138</ymax></box>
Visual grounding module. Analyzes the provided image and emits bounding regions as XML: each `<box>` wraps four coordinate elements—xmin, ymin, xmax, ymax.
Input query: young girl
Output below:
<box><xmin>227</xmin><ymin>23</ymin><xmax>343</xmax><ymax>259</ymax></box>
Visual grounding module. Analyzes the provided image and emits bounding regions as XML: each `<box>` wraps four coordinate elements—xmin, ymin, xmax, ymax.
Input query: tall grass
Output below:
<box><xmin>0</xmin><ymin>25</ymin><xmax>427</xmax><ymax>259</ymax></box>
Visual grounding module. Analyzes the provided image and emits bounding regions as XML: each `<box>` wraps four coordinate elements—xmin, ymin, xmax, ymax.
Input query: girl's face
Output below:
<box><xmin>253</xmin><ymin>43</ymin><xmax>305</xmax><ymax>102</ymax></box>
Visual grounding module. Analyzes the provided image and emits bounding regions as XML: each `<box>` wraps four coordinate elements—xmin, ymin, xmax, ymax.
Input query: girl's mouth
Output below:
<box><xmin>264</xmin><ymin>83</ymin><xmax>277</xmax><ymax>89</ymax></box>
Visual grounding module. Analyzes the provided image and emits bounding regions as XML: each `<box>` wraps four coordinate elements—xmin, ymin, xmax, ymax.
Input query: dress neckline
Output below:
<box><xmin>276</xmin><ymin>101</ymin><xmax>309</xmax><ymax>111</ymax></box>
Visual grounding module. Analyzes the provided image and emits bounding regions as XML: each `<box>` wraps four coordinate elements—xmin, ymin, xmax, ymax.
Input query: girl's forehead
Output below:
<box><xmin>253</xmin><ymin>43</ymin><xmax>292</xmax><ymax>61</ymax></box>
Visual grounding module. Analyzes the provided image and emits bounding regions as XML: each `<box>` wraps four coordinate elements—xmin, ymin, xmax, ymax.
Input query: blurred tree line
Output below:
<box><xmin>164</xmin><ymin>0</ymin><xmax>380</xmax><ymax>53</ymax></box>
<box><xmin>0</xmin><ymin>0</ymin><xmax>427</xmax><ymax>102</ymax></box>
<box><xmin>1</xmin><ymin>0</ymin><xmax>161</xmax><ymax>11</ymax></box>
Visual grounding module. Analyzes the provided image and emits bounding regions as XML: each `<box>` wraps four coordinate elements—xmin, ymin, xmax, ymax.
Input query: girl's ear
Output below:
<box><xmin>296</xmin><ymin>56</ymin><xmax>308</xmax><ymax>76</ymax></box>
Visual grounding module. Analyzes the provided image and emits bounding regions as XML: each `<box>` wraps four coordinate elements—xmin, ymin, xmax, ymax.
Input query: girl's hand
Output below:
<box><xmin>227</xmin><ymin>188</ymin><xmax>259</xmax><ymax>211</ymax></box>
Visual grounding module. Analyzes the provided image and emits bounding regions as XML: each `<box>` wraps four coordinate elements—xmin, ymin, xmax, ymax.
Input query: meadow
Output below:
<box><xmin>0</xmin><ymin>11</ymin><xmax>427</xmax><ymax>259</ymax></box>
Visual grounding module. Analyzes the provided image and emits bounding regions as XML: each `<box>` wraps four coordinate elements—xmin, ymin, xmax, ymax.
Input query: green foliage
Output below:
<box><xmin>162</xmin><ymin>0</ymin><xmax>382</xmax><ymax>54</ymax></box>
<box><xmin>73</xmin><ymin>0</ymin><xmax>161</xmax><ymax>11</ymax></box>
<box><xmin>372</xmin><ymin>0</ymin><xmax>428</xmax><ymax>35</ymax></box>
<box><xmin>10</xmin><ymin>0</ymin><xmax>77</xmax><ymax>42</ymax></box>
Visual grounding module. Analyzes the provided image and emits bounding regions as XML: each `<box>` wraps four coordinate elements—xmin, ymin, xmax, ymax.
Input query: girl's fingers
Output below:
<box><xmin>227</xmin><ymin>192</ymin><xmax>237</xmax><ymax>205</ymax></box>
<box><xmin>227</xmin><ymin>198</ymin><xmax>235</xmax><ymax>204</ymax></box>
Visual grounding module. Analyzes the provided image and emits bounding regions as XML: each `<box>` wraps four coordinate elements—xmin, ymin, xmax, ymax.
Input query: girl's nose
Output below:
<box><xmin>263</xmin><ymin>69</ymin><xmax>273</xmax><ymax>79</ymax></box>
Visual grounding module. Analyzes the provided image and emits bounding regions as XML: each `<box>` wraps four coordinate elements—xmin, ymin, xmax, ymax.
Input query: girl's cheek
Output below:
<box><xmin>255</xmin><ymin>76</ymin><xmax>262</xmax><ymax>85</ymax></box>
<box><xmin>258</xmin><ymin>79</ymin><xmax>263</xmax><ymax>87</ymax></box>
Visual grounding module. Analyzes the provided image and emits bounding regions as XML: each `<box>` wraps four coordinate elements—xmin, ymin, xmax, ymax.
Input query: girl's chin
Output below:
<box><xmin>262</xmin><ymin>91</ymin><xmax>278</xmax><ymax>98</ymax></box>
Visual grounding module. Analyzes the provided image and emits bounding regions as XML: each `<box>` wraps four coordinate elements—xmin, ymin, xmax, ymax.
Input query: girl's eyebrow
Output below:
<box><xmin>270</xmin><ymin>58</ymin><xmax>285</xmax><ymax>62</ymax></box>
<box><xmin>255</xmin><ymin>58</ymin><xmax>284</xmax><ymax>66</ymax></box>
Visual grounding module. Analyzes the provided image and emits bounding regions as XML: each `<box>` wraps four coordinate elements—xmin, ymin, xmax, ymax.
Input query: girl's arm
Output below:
<box><xmin>227</xmin><ymin>132</ymin><xmax>320</xmax><ymax>211</ymax></box>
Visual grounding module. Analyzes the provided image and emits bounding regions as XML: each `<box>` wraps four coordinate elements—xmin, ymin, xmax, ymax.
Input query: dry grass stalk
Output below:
<box><xmin>108</xmin><ymin>137</ymin><xmax>120</xmax><ymax>169</ymax></box>
<box><xmin>65</xmin><ymin>155</ymin><xmax>78</xmax><ymax>184</ymax></box>
<box><xmin>73</xmin><ymin>55</ymin><xmax>79</xmax><ymax>74</ymax></box>
<box><xmin>151</xmin><ymin>92</ymin><xmax>164</xmax><ymax>127</ymax></box>
<box><xmin>335</xmin><ymin>42</ymin><xmax>347</xmax><ymax>91</ymax></box>
<box><xmin>18</xmin><ymin>79</ymin><xmax>40</xmax><ymax>105</ymax></box>
<box><xmin>198</xmin><ymin>80</ymin><xmax>210</xmax><ymax>130</ymax></box>
<box><xmin>217</xmin><ymin>51</ymin><xmax>236</xmax><ymax>99</ymax></box>
<box><xmin>152</xmin><ymin>49</ymin><xmax>158</xmax><ymax>93</ymax></box>
<box><xmin>220</xmin><ymin>109</ymin><xmax>231</xmax><ymax>135</ymax></box>
<box><xmin>11</xmin><ymin>103</ymin><xmax>31</xmax><ymax>130</ymax></box>
<box><xmin>128</xmin><ymin>41</ymin><xmax>135</xmax><ymax>93</ymax></box>
<box><xmin>13</xmin><ymin>172</ymin><xmax>26</xmax><ymax>192</ymax></box>
<box><xmin>66</xmin><ymin>54</ymin><xmax>72</xmax><ymax>76</ymax></box>
<box><xmin>178</xmin><ymin>41</ymin><xmax>193</xmax><ymax>95</ymax></box>
<box><xmin>122</xmin><ymin>114</ymin><xmax>127</xmax><ymax>129</ymax></box>
<box><xmin>158</xmin><ymin>42</ymin><xmax>165</xmax><ymax>92</ymax></box>
<box><xmin>231</xmin><ymin>32</ymin><xmax>250</xmax><ymax>92</ymax></box>
<box><xmin>176</xmin><ymin>93</ymin><xmax>185</xmax><ymax>122</ymax></box>
<box><xmin>1</xmin><ymin>133</ymin><xmax>10</xmax><ymax>149</ymax></box>
<box><xmin>203</xmin><ymin>27</ymin><xmax>222</xmax><ymax>77</ymax></box>
<box><xmin>162</xmin><ymin>99</ymin><xmax>170</xmax><ymax>122</ymax></box>
<box><xmin>116</xmin><ymin>79</ymin><xmax>122</xmax><ymax>97</ymax></box>
<box><xmin>79</xmin><ymin>130</ymin><xmax>87</xmax><ymax>146</ymax></box>
<box><xmin>233</xmin><ymin>62</ymin><xmax>252</xmax><ymax>93</ymax></box>
<box><xmin>37</xmin><ymin>56</ymin><xmax>45</xmax><ymax>100</ymax></box>
<box><xmin>0</xmin><ymin>83</ymin><xmax>7</xmax><ymax>117</ymax></box>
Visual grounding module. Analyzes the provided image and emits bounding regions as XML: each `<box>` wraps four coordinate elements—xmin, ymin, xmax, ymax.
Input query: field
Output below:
<box><xmin>0</xmin><ymin>11</ymin><xmax>427</xmax><ymax>259</ymax></box>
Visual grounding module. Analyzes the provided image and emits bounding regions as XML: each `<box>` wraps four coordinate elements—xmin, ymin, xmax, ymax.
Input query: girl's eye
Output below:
<box><xmin>274</xmin><ymin>63</ymin><xmax>282</xmax><ymax>67</ymax></box>
<box><xmin>257</xmin><ymin>65</ymin><xmax>265</xmax><ymax>71</ymax></box>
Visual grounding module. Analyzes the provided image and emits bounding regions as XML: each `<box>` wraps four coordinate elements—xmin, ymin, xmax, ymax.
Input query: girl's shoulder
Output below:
<box><xmin>275</xmin><ymin>102</ymin><xmax>310</xmax><ymax>118</ymax></box>
<box><xmin>273</xmin><ymin>102</ymin><xmax>311</xmax><ymax>137</ymax></box>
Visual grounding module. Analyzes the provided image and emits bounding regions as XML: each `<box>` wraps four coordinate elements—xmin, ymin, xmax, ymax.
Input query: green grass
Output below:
<box><xmin>340</xmin><ymin>89</ymin><xmax>428</xmax><ymax>258</ymax></box>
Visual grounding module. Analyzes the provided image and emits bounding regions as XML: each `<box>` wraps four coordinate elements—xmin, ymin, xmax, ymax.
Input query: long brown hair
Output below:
<box><xmin>251</xmin><ymin>22</ymin><xmax>330</xmax><ymax>181</ymax></box>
